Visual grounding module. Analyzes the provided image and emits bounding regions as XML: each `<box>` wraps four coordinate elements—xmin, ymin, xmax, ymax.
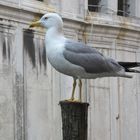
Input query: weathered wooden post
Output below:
<box><xmin>60</xmin><ymin>101</ymin><xmax>89</xmax><ymax>140</ymax></box>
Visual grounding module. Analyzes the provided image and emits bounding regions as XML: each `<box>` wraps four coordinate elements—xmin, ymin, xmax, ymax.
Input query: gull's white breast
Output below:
<box><xmin>45</xmin><ymin>37</ymin><xmax>86</xmax><ymax>78</ymax></box>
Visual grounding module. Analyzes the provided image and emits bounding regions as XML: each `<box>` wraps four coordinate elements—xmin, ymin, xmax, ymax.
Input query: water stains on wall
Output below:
<box><xmin>23</xmin><ymin>29</ymin><xmax>36</xmax><ymax>68</ymax></box>
<box><xmin>2</xmin><ymin>38</ymin><xmax>6</xmax><ymax>59</ymax></box>
<box><xmin>38</xmin><ymin>44</ymin><xmax>47</xmax><ymax>70</ymax></box>
<box><xmin>42</xmin><ymin>43</ymin><xmax>47</xmax><ymax>69</ymax></box>
<box><xmin>14</xmin><ymin>73</ymin><xmax>24</xmax><ymax>140</ymax></box>
<box><xmin>38</xmin><ymin>46</ymin><xmax>42</xmax><ymax>68</ymax></box>
<box><xmin>1</xmin><ymin>33</ymin><xmax>11</xmax><ymax>63</ymax></box>
<box><xmin>23</xmin><ymin>29</ymin><xmax>47</xmax><ymax>70</ymax></box>
<box><xmin>8</xmin><ymin>39</ymin><xmax>11</xmax><ymax>62</ymax></box>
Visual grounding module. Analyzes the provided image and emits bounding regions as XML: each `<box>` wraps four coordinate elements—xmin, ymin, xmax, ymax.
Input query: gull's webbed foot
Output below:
<box><xmin>65</xmin><ymin>98</ymin><xmax>81</xmax><ymax>103</ymax></box>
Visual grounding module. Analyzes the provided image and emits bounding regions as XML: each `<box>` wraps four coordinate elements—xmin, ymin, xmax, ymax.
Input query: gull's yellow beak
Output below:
<box><xmin>29</xmin><ymin>21</ymin><xmax>42</xmax><ymax>28</ymax></box>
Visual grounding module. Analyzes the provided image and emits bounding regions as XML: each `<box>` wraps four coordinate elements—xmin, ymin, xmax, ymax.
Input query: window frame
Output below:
<box><xmin>88</xmin><ymin>0</ymin><xmax>101</xmax><ymax>12</ymax></box>
<box><xmin>117</xmin><ymin>0</ymin><xmax>130</xmax><ymax>16</ymax></box>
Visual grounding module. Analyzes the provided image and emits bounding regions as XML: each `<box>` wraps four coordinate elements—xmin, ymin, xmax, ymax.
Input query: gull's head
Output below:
<box><xmin>29</xmin><ymin>13</ymin><xmax>63</xmax><ymax>29</ymax></box>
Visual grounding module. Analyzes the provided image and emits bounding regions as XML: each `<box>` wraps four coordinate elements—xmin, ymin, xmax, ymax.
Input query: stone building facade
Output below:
<box><xmin>0</xmin><ymin>0</ymin><xmax>140</xmax><ymax>140</ymax></box>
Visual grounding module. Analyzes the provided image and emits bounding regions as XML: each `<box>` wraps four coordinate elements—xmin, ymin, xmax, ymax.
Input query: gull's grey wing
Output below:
<box><xmin>65</xmin><ymin>40</ymin><xmax>102</xmax><ymax>54</ymax></box>
<box><xmin>63</xmin><ymin>40</ymin><xmax>123</xmax><ymax>73</ymax></box>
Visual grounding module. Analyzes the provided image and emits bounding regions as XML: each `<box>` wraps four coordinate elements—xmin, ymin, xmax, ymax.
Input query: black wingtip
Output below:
<box><xmin>118</xmin><ymin>62</ymin><xmax>140</xmax><ymax>68</ymax></box>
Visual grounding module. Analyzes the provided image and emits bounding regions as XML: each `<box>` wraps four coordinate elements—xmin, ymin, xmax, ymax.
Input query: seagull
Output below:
<box><xmin>30</xmin><ymin>13</ymin><xmax>140</xmax><ymax>102</ymax></box>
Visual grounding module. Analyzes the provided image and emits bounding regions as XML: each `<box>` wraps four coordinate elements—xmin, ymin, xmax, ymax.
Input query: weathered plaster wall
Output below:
<box><xmin>0</xmin><ymin>25</ymin><xmax>15</xmax><ymax>140</ymax></box>
<box><xmin>0</xmin><ymin>1</ymin><xmax>140</xmax><ymax>140</ymax></box>
<box><xmin>86</xmin><ymin>13</ymin><xmax>140</xmax><ymax>140</ymax></box>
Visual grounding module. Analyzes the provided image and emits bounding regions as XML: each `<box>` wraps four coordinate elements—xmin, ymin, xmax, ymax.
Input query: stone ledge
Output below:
<box><xmin>86</xmin><ymin>12</ymin><xmax>140</xmax><ymax>32</ymax></box>
<box><xmin>0</xmin><ymin>2</ymin><xmax>140</xmax><ymax>50</ymax></box>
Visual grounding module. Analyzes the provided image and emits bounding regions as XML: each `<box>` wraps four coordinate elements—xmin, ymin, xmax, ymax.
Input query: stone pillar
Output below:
<box><xmin>129</xmin><ymin>0</ymin><xmax>136</xmax><ymax>17</ymax></box>
<box><xmin>107</xmin><ymin>0</ymin><xmax>118</xmax><ymax>14</ymax></box>
<box><xmin>135</xmin><ymin>0</ymin><xmax>140</xmax><ymax>17</ymax></box>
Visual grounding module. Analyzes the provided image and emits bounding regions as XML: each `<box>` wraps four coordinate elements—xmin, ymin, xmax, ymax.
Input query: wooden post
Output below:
<box><xmin>60</xmin><ymin>101</ymin><xmax>89</xmax><ymax>140</ymax></box>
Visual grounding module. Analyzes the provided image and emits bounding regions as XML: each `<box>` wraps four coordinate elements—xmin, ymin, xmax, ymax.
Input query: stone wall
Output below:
<box><xmin>0</xmin><ymin>1</ymin><xmax>140</xmax><ymax>140</ymax></box>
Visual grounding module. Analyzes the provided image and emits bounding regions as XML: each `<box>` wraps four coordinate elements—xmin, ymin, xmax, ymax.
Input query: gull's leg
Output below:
<box><xmin>79</xmin><ymin>79</ymin><xmax>82</xmax><ymax>102</ymax></box>
<box><xmin>70</xmin><ymin>78</ymin><xmax>77</xmax><ymax>101</ymax></box>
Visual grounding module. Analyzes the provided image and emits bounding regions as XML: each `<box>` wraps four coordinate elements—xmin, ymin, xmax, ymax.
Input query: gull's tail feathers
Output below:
<box><xmin>118</xmin><ymin>62</ymin><xmax>140</xmax><ymax>73</ymax></box>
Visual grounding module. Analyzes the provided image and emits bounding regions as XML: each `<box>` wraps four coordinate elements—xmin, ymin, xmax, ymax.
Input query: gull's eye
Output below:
<box><xmin>45</xmin><ymin>17</ymin><xmax>48</xmax><ymax>20</ymax></box>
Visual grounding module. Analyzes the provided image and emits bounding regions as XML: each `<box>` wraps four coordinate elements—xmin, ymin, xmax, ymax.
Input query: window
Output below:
<box><xmin>88</xmin><ymin>0</ymin><xmax>101</xmax><ymax>12</ymax></box>
<box><xmin>117</xmin><ymin>0</ymin><xmax>130</xmax><ymax>16</ymax></box>
<box><xmin>37</xmin><ymin>0</ymin><xmax>43</xmax><ymax>1</ymax></box>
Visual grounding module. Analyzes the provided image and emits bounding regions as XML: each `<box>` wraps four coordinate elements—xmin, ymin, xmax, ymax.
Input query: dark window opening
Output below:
<box><xmin>88</xmin><ymin>0</ymin><xmax>101</xmax><ymax>12</ymax></box>
<box><xmin>37</xmin><ymin>0</ymin><xmax>43</xmax><ymax>1</ymax></box>
<box><xmin>117</xmin><ymin>0</ymin><xmax>130</xmax><ymax>16</ymax></box>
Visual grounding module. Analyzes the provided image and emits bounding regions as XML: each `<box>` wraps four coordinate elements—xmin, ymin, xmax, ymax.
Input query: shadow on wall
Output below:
<box><xmin>23</xmin><ymin>29</ymin><xmax>47</xmax><ymax>70</ymax></box>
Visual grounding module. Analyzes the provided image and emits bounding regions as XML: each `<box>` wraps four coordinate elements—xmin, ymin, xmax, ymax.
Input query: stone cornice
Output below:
<box><xmin>0</xmin><ymin>0</ymin><xmax>56</xmax><ymax>14</ymax></box>
<box><xmin>0</xmin><ymin>3</ymin><xmax>140</xmax><ymax>49</ymax></box>
<box><xmin>86</xmin><ymin>12</ymin><xmax>140</xmax><ymax>32</ymax></box>
<box><xmin>1</xmin><ymin>3</ymin><xmax>140</xmax><ymax>32</ymax></box>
